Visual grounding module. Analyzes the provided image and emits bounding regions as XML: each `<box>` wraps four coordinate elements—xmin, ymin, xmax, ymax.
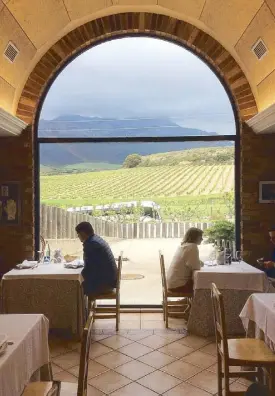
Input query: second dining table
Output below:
<box><xmin>188</xmin><ymin>260</ymin><xmax>270</xmax><ymax>337</ymax></box>
<box><xmin>1</xmin><ymin>262</ymin><xmax>85</xmax><ymax>339</ymax></box>
<box><xmin>0</xmin><ymin>313</ymin><xmax>51</xmax><ymax>396</ymax></box>
<box><xmin>240</xmin><ymin>293</ymin><xmax>275</xmax><ymax>352</ymax></box>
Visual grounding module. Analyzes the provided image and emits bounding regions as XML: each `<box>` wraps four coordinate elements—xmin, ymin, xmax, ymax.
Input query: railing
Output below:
<box><xmin>40</xmin><ymin>204</ymin><xmax>211</xmax><ymax>240</ymax></box>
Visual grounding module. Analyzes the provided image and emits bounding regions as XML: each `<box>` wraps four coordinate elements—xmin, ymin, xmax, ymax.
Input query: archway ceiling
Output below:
<box><xmin>0</xmin><ymin>0</ymin><xmax>275</xmax><ymax>120</ymax></box>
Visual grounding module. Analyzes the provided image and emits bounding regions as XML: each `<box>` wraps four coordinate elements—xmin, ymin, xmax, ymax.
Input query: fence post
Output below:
<box><xmin>40</xmin><ymin>204</ymin><xmax>47</xmax><ymax>239</ymax></box>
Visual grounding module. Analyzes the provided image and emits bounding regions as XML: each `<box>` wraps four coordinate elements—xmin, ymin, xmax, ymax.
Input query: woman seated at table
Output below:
<box><xmin>167</xmin><ymin>227</ymin><xmax>204</xmax><ymax>294</ymax></box>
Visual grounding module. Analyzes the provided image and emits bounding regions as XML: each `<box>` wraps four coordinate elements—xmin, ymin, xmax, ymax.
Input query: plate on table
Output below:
<box><xmin>0</xmin><ymin>334</ymin><xmax>8</xmax><ymax>355</ymax></box>
<box><xmin>204</xmin><ymin>260</ymin><xmax>217</xmax><ymax>266</ymax></box>
<box><xmin>15</xmin><ymin>261</ymin><xmax>38</xmax><ymax>269</ymax></box>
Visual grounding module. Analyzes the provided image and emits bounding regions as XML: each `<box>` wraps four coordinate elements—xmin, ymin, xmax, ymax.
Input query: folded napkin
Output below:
<box><xmin>64</xmin><ymin>260</ymin><xmax>84</xmax><ymax>269</ymax></box>
<box><xmin>15</xmin><ymin>260</ymin><xmax>38</xmax><ymax>269</ymax></box>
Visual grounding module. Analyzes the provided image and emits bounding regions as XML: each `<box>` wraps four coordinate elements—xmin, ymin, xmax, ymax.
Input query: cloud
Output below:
<box><xmin>41</xmin><ymin>37</ymin><xmax>235</xmax><ymax>134</ymax></box>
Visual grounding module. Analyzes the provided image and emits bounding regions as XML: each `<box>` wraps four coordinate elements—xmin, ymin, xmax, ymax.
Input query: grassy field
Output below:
<box><xmin>40</xmin><ymin>163</ymin><xmax>234</xmax><ymax>221</ymax></box>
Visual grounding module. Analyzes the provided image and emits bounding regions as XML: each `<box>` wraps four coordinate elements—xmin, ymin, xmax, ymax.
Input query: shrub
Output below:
<box><xmin>205</xmin><ymin>220</ymin><xmax>235</xmax><ymax>243</ymax></box>
<box><xmin>123</xmin><ymin>154</ymin><xmax>142</xmax><ymax>168</ymax></box>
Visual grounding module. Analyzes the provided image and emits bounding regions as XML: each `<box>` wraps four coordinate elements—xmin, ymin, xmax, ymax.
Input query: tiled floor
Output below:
<box><xmin>50</xmin><ymin>313</ymin><xmax>250</xmax><ymax>395</ymax></box>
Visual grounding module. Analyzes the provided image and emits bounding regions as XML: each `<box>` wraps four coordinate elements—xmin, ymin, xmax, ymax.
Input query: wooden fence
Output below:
<box><xmin>40</xmin><ymin>204</ymin><xmax>211</xmax><ymax>240</ymax></box>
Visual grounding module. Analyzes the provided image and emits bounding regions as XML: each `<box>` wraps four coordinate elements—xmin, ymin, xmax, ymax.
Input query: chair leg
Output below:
<box><xmin>116</xmin><ymin>298</ymin><xmax>120</xmax><ymax>332</ymax></box>
<box><xmin>217</xmin><ymin>353</ymin><xmax>223</xmax><ymax>396</ymax></box>
<box><xmin>268</xmin><ymin>367</ymin><xmax>275</xmax><ymax>396</ymax></box>
<box><xmin>165</xmin><ymin>300</ymin><xmax>169</xmax><ymax>328</ymax></box>
<box><xmin>223</xmin><ymin>357</ymin><xmax>230</xmax><ymax>396</ymax></box>
<box><xmin>162</xmin><ymin>296</ymin><xmax>166</xmax><ymax>321</ymax></box>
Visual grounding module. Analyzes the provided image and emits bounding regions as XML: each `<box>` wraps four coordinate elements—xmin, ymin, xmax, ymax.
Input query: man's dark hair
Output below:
<box><xmin>75</xmin><ymin>222</ymin><xmax>94</xmax><ymax>236</ymax></box>
<box><xmin>269</xmin><ymin>226</ymin><xmax>275</xmax><ymax>232</ymax></box>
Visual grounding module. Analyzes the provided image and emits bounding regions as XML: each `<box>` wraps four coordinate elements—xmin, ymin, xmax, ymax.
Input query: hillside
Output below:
<box><xmin>39</xmin><ymin>115</ymin><xmax>232</xmax><ymax>166</ymax></box>
<box><xmin>138</xmin><ymin>147</ymin><xmax>234</xmax><ymax>167</ymax></box>
<box><xmin>41</xmin><ymin>164</ymin><xmax>234</xmax><ymax>204</ymax></box>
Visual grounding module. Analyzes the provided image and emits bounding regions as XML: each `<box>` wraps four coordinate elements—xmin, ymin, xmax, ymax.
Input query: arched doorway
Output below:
<box><xmin>37</xmin><ymin>34</ymin><xmax>238</xmax><ymax>305</ymax></box>
<box><xmin>14</xmin><ymin>12</ymin><xmax>257</xmax><ymax>293</ymax></box>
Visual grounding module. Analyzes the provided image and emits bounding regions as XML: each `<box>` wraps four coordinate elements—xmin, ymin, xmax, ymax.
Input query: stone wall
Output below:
<box><xmin>0</xmin><ymin>126</ymin><xmax>34</xmax><ymax>276</ymax></box>
<box><xmin>0</xmin><ymin>122</ymin><xmax>274</xmax><ymax>275</ymax></box>
<box><xmin>241</xmin><ymin>123</ymin><xmax>275</xmax><ymax>263</ymax></box>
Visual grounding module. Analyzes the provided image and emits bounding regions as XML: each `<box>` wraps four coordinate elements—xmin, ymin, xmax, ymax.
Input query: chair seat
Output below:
<box><xmin>89</xmin><ymin>289</ymin><xmax>117</xmax><ymax>300</ymax></box>
<box><xmin>167</xmin><ymin>291</ymin><xmax>193</xmax><ymax>298</ymax></box>
<box><xmin>22</xmin><ymin>381</ymin><xmax>77</xmax><ymax>396</ymax></box>
<box><xmin>226</xmin><ymin>339</ymin><xmax>275</xmax><ymax>365</ymax></box>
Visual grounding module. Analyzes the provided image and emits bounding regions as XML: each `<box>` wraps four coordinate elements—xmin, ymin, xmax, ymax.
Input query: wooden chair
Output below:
<box><xmin>159</xmin><ymin>251</ymin><xmax>193</xmax><ymax>328</ymax></box>
<box><xmin>88</xmin><ymin>252</ymin><xmax>123</xmax><ymax>331</ymax></box>
<box><xmin>22</xmin><ymin>312</ymin><xmax>94</xmax><ymax>396</ymax></box>
<box><xmin>211</xmin><ymin>283</ymin><xmax>275</xmax><ymax>396</ymax></box>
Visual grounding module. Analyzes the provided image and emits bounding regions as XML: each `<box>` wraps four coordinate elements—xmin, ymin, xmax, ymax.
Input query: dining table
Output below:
<box><xmin>0</xmin><ymin>313</ymin><xmax>51</xmax><ymax>396</ymax></box>
<box><xmin>240</xmin><ymin>293</ymin><xmax>275</xmax><ymax>352</ymax></box>
<box><xmin>187</xmin><ymin>261</ymin><xmax>270</xmax><ymax>337</ymax></box>
<box><xmin>1</xmin><ymin>263</ymin><xmax>85</xmax><ymax>339</ymax></box>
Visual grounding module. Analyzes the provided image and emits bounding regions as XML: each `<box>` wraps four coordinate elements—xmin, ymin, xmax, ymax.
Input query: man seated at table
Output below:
<box><xmin>75</xmin><ymin>222</ymin><xmax>117</xmax><ymax>297</ymax></box>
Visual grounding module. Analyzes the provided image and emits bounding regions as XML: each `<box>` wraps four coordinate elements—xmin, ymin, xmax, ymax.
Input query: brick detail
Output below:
<box><xmin>241</xmin><ymin>122</ymin><xmax>275</xmax><ymax>263</ymax></box>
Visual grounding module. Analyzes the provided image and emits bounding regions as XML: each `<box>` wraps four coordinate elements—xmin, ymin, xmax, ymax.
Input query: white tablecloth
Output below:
<box><xmin>194</xmin><ymin>261</ymin><xmax>268</xmax><ymax>291</ymax></box>
<box><xmin>0</xmin><ymin>314</ymin><xmax>50</xmax><ymax>396</ymax></box>
<box><xmin>240</xmin><ymin>293</ymin><xmax>275</xmax><ymax>346</ymax></box>
<box><xmin>3</xmin><ymin>263</ymin><xmax>83</xmax><ymax>282</ymax></box>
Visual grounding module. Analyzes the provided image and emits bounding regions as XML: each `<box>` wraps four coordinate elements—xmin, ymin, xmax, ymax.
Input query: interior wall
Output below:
<box><xmin>0</xmin><ymin>126</ymin><xmax>34</xmax><ymax>276</ymax></box>
<box><xmin>241</xmin><ymin>122</ymin><xmax>275</xmax><ymax>263</ymax></box>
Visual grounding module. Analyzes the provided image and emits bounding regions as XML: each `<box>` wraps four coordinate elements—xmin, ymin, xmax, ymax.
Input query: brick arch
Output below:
<box><xmin>16</xmin><ymin>12</ymin><xmax>257</xmax><ymax>125</ymax></box>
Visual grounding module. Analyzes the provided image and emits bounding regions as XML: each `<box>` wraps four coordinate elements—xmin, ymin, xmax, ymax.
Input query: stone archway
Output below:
<box><xmin>16</xmin><ymin>12</ymin><xmax>257</xmax><ymax>125</ymax></box>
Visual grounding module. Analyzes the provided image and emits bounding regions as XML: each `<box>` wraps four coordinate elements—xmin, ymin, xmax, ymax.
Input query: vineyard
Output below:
<box><xmin>41</xmin><ymin>164</ymin><xmax>234</xmax><ymax>221</ymax></box>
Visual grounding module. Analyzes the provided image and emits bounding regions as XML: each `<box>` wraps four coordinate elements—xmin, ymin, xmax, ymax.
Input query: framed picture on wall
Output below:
<box><xmin>0</xmin><ymin>182</ymin><xmax>21</xmax><ymax>225</ymax></box>
<box><xmin>259</xmin><ymin>181</ymin><xmax>275</xmax><ymax>203</ymax></box>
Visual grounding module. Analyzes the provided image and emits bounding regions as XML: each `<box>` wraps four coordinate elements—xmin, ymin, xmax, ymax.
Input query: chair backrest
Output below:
<box><xmin>77</xmin><ymin>313</ymin><xmax>93</xmax><ymax>396</ymax></box>
<box><xmin>159</xmin><ymin>251</ymin><xmax>168</xmax><ymax>300</ymax></box>
<box><xmin>116</xmin><ymin>251</ymin><xmax>123</xmax><ymax>290</ymax></box>
<box><xmin>211</xmin><ymin>283</ymin><xmax>229</xmax><ymax>360</ymax></box>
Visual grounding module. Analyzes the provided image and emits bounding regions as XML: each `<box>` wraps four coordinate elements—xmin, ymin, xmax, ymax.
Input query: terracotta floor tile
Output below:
<box><xmin>110</xmin><ymin>382</ymin><xmax>158</xmax><ymax>396</ymax></box>
<box><xmin>163</xmin><ymin>381</ymin><xmax>211</xmax><ymax>396</ymax></box>
<box><xmin>89</xmin><ymin>370</ymin><xmax>132</xmax><ymax>394</ymax></box>
<box><xmin>187</xmin><ymin>370</ymin><xmax>219</xmax><ymax>394</ymax></box>
<box><xmin>54</xmin><ymin>370</ymin><xmax>78</xmax><ymax>383</ymax></box>
<box><xmin>51</xmin><ymin>363</ymin><xmax>64</xmax><ymax>375</ymax></box>
<box><xmin>158</xmin><ymin>341</ymin><xmax>194</xmax><ymax>358</ymax></box>
<box><xmin>94</xmin><ymin>351</ymin><xmax>133</xmax><ymax>369</ymax></box>
<box><xmin>181</xmin><ymin>350</ymin><xmax>217</xmax><ymax>369</ymax></box>
<box><xmin>119</xmin><ymin>321</ymin><xmax>141</xmax><ymax>330</ymax></box>
<box><xmin>199</xmin><ymin>343</ymin><xmax>217</xmax><ymax>356</ymax></box>
<box><xmin>141</xmin><ymin>320</ymin><xmax>166</xmax><ymax>329</ymax></box>
<box><xmin>118</xmin><ymin>342</ymin><xmax>153</xmax><ymax>359</ymax></box>
<box><xmin>52</xmin><ymin>351</ymin><xmax>80</xmax><ymax>370</ymax></box>
<box><xmin>161</xmin><ymin>360</ymin><xmax>203</xmax><ymax>381</ymax></box>
<box><xmin>120</xmin><ymin>313</ymin><xmax>141</xmax><ymax>321</ymax></box>
<box><xmin>137</xmin><ymin>370</ymin><xmax>182</xmax><ymax>394</ymax></box>
<box><xmin>123</xmin><ymin>330</ymin><xmax>153</xmax><ymax>341</ymax></box>
<box><xmin>177</xmin><ymin>335</ymin><xmax>210</xmax><ymax>350</ymax></box>
<box><xmin>115</xmin><ymin>359</ymin><xmax>155</xmax><ymax>380</ymax></box>
<box><xmin>89</xmin><ymin>342</ymin><xmax>113</xmax><ymax>359</ymax></box>
<box><xmin>99</xmin><ymin>335</ymin><xmax>133</xmax><ymax>349</ymax></box>
<box><xmin>68</xmin><ymin>360</ymin><xmax>109</xmax><ymax>379</ymax></box>
<box><xmin>138</xmin><ymin>350</ymin><xmax>176</xmax><ymax>369</ymax></box>
<box><xmin>141</xmin><ymin>313</ymin><xmax>163</xmax><ymax>321</ymax></box>
<box><xmin>138</xmin><ymin>334</ymin><xmax>172</xmax><ymax>349</ymax></box>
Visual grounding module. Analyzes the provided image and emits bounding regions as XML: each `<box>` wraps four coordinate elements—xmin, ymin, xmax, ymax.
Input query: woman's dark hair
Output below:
<box><xmin>75</xmin><ymin>222</ymin><xmax>94</xmax><ymax>236</ymax></box>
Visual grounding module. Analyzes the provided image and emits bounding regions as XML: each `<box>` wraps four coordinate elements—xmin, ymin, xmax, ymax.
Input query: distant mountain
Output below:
<box><xmin>39</xmin><ymin>115</ymin><xmax>231</xmax><ymax>166</ymax></box>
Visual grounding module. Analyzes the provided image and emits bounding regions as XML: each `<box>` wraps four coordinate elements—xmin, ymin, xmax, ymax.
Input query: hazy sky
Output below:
<box><xmin>41</xmin><ymin>37</ymin><xmax>235</xmax><ymax>134</ymax></box>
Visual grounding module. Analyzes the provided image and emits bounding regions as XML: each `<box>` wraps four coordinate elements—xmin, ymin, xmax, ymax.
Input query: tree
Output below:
<box><xmin>123</xmin><ymin>154</ymin><xmax>142</xmax><ymax>168</ymax></box>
